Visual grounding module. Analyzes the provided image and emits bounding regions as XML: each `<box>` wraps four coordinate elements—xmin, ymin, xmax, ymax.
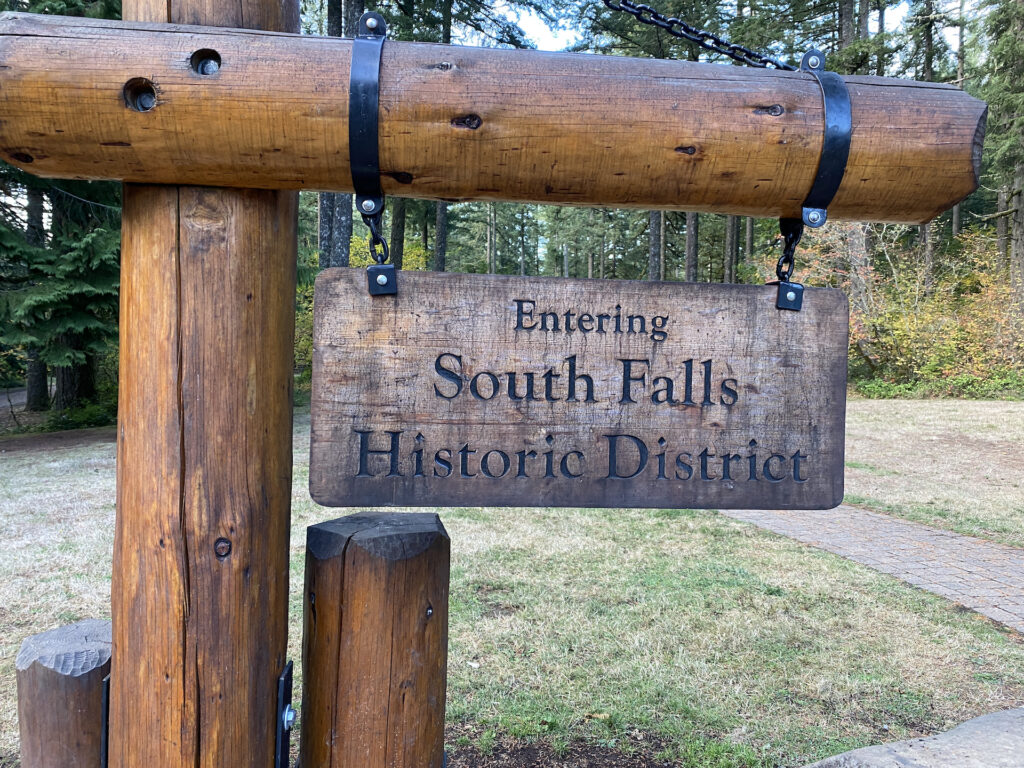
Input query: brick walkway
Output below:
<box><xmin>720</xmin><ymin>506</ymin><xmax>1024</xmax><ymax>634</ymax></box>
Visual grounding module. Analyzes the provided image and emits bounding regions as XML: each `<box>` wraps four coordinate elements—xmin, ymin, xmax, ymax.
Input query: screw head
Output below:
<box><xmin>361</xmin><ymin>199</ymin><xmax>376</xmax><ymax>213</ymax></box>
<box><xmin>426</xmin><ymin>606</ymin><xmax>434</xmax><ymax>618</ymax></box>
<box><xmin>807</xmin><ymin>211</ymin><xmax>822</xmax><ymax>224</ymax></box>
<box><xmin>376</xmin><ymin>274</ymin><xmax>388</xmax><ymax>286</ymax></box>
<box><xmin>198</xmin><ymin>58</ymin><xmax>220</xmax><ymax>75</ymax></box>
<box><xmin>365</xmin><ymin>17</ymin><xmax>378</xmax><ymax>29</ymax></box>
<box><xmin>786</xmin><ymin>291</ymin><xmax>797</xmax><ymax>302</ymax></box>
<box><xmin>807</xmin><ymin>55</ymin><xmax>821</xmax><ymax>69</ymax></box>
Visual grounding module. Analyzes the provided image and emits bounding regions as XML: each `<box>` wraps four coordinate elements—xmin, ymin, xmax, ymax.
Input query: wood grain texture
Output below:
<box><xmin>111</xmin><ymin>3</ymin><xmax>298</xmax><ymax>767</ymax></box>
<box><xmin>300</xmin><ymin>513</ymin><xmax>449</xmax><ymax>768</ymax></box>
<box><xmin>0</xmin><ymin>12</ymin><xmax>986</xmax><ymax>223</ymax></box>
<box><xmin>311</xmin><ymin>270</ymin><xmax>848</xmax><ymax>510</ymax></box>
<box><xmin>16</xmin><ymin>620</ymin><xmax>112</xmax><ymax>768</ymax></box>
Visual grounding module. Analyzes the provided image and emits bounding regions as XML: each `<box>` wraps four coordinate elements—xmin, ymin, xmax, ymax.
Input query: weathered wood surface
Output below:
<box><xmin>300</xmin><ymin>512</ymin><xmax>449</xmax><ymax>768</ymax></box>
<box><xmin>311</xmin><ymin>270</ymin><xmax>848</xmax><ymax>510</ymax></box>
<box><xmin>16</xmin><ymin>619</ymin><xmax>112</xmax><ymax>768</ymax></box>
<box><xmin>109</xmin><ymin>0</ymin><xmax>298</xmax><ymax>766</ymax></box>
<box><xmin>0</xmin><ymin>13</ymin><xmax>985</xmax><ymax>223</ymax></box>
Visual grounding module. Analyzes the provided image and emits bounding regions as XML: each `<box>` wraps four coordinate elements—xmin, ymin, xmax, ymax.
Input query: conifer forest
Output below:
<box><xmin>2</xmin><ymin>0</ymin><xmax>1023</xmax><ymax>427</ymax></box>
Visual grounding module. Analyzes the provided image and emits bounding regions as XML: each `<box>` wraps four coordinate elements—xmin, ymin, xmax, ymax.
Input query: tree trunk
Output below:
<box><xmin>685</xmin><ymin>212</ymin><xmax>699</xmax><ymax>282</ymax></box>
<box><xmin>876</xmin><ymin>2</ymin><xmax>887</xmax><ymax>76</ymax></box>
<box><xmin>840</xmin><ymin>0</ymin><xmax>856</xmax><ymax>49</ymax></box>
<box><xmin>343</xmin><ymin>0</ymin><xmax>363</xmax><ymax>37</ymax></box>
<box><xmin>25</xmin><ymin>353</ymin><xmax>48</xmax><ymax>411</ymax></box>
<box><xmin>923</xmin><ymin>0</ymin><xmax>935</xmax><ymax>82</ymax></box>
<box><xmin>434</xmin><ymin>202</ymin><xmax>447</xmax><ymax>272</ymax></box>
<box><xmin>648</xmin><ymin>210</ymin><xmax>661</xmax><ymax>281</ymax></box>
<box><xmin>660</xmin><ymin>211</ymin><xmax>666</xmax><ymax>280</ymax></box>
<box><xmin>921</xmin><ymin>221</ymin><xmax>936</xmax><ymax>290</ymax></box>
<box><xmin>952</xmin><ymin>204</ymin><xmax>961</xmax><ymax>236</ymax></box>
<box><xmin>848</xmin><ymin>223</ymin><xmax>871</xmax><ymax>316</ymax></box>
<box><xmin>318</xmin><ymin>192</ymin><xmax>335</xmax><ymax>269</ymax></box>
<box><xmin>1011</xmin><ymin>167</ymin><xmax>1024</xmax><ymax>307</ymax></box>
<box><xmin>53</xmin><ymin>343</ymin><xmax>95</xmax><ymax>411</ymax></box>
<box><xmin>745</xmin><ymin>217</ymin><xmax>754</xmax><ymax>265</ymax></box>
<box><xmin>24</xmin><ymin>187</ymin><xmax>48</xmax><ymax>411</ymax></box>
<box><xmin>441</xmin><ymin>0</ymin><xmax>452</xmax><ymax>44</ymax></box>
<box><xmin>997</xmin><ymin>187</ymin><xmax>1010</xmax><ymax>266</ymax></box>
<box><xmin>391</xmin><ymin>197</ymin><xmax>406</xmax><ymax>270</ymax></box>
<box><xmin>319</xmin><ymin>0</ymin><xmax>355</xmax><ymax>269</ymax></box>
<box><xmin>724</xmin><ymin>214</ymin><xmax>738</xmax><ymax>283</ymax></box>
<box><xmin>486</xmin><ymin>203</ymin><xmax>496</xmax><ymax>273</ymax></box>
<box><xmin>858</xmin><ymin>0</ymin><xmax>871</xmax><ymax>42</ymax></box>
<box><xmin>327</xmin><ymin>0</ymin><xmax>342</xmax><ymax>37</ymax></box>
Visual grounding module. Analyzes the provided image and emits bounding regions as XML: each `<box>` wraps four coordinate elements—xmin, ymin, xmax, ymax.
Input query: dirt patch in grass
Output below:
<box><xmin>0</xmin><ymin>425</ymin><xmax>116</xmax><ymax>454</ymax></box>
<box><xmin>447</xmin><ymin>737</ymin><xmax>676</xmax><ymax>768</ymax></box>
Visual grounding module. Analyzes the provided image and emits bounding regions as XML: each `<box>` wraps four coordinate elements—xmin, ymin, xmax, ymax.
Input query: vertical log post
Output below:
<box><xmin>110</xmin><ymin>0</ymin><xmax>298</xmax><ymax>765</ymax></box>
<box><xmin>17</xmin><ymin>620</ymin><xmax>112</xmax><ymax>768</ymax></box>
<box><xmin>300</xmin><ymin>513</ymin><xmax>450</xmax><ymax>768</ymax></box>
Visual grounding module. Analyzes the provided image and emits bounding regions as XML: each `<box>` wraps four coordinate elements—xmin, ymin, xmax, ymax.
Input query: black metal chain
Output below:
<box><xmin>776</xmin><ymin>218</ymin><xmax>803</xmax><ymax>282</ymax></box>
<box><xmin>602</xmin><ymin>0</ymin><xmax>796</xmax><ymax>71</ymax></box>
<box><xmin>364</xmin><ymin>213</ymin><xmax>390</xmax><ymax>264</ymax></box>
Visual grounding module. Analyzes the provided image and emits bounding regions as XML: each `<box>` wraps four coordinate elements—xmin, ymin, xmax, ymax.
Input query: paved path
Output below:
<box><xmin>721</xmin><ymin>506</ymin><xmax>1024</xmax><ymax>634</ymax></box>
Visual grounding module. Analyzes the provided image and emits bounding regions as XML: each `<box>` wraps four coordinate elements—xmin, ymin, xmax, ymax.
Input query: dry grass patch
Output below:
<box><xmin>844</xmin><ymin>399</ymin><xmax>1024</xmax><ymax>547</ymax></box>
<box><xmin>0</xmin><ymin>406</ymin><xmax>1022</xmax><ymax>766</ymax></box>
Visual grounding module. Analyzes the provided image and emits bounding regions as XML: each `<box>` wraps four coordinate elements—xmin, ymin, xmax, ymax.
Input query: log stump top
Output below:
<box><xmin>16</xmin><ymin>619</ymin><xmax>112</xmax><ymax>677</ymax></box>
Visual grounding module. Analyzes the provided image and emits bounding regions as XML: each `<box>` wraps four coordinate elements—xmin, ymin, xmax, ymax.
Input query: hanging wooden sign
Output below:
<box><xmin>310</xmin><ymin>270</ymin><xmax>848</xmax><ymax>510</ymax></box>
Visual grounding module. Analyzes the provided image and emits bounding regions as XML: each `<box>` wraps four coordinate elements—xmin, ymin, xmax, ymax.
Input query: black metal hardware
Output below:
<box><xmin>602</xmin><ymin>0</ymin><xmax>795</xmax><ymax>70</ymax></box>
<box><xmin>101</xmin><ymin>673</ymin><xmax>111</xmax><ymax>768</ymax></box>
<box><xmin>275</xmin><ymin>661</ymin><xmax>294</xmax><ymax>768</ymax></box>
<box><xmin>368</xmin><ymin>262</ymin><xmax>397</xmax><ymax>295</ymax></box>
<box><xmin>350</xmin><ymin>11</ymin><xmax>396</xmax><ymax>292</ymax></box>
<box><xmin>798</xmin><ymin>50</ymin><xmax>852</xmax><ymax>228</ymax></box>
<box><xmin>773</xmin><ymin>217</ymin><xmax>804</xmax><ymax>311</ymax></box>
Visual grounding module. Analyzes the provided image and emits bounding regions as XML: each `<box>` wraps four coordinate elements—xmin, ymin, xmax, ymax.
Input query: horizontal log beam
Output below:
<box><xmin>0</xmin><ymin>12</ymin><xmax>986</xmax><ymax>222</ymax></box>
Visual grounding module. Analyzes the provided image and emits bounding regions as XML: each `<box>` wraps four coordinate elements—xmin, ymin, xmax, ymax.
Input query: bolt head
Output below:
<box><xmin>426</xmin><ymin>606</ymin><xmax>434</xmax><ymax>618</ymax></box>
<box><xmin>361</xmin><ymin>200</ymin><xmax>376</xmax><ymax>213</ymax></box>
<box><xmin>365</xmin><ymin>17</ymin><xmax>378</xmax><ymax>29</ymax></box>
<box><xmin>808</xmin><ymin>55</ymin><xmax>821</xmax><ymax>69</ymax></box>
<box><xmin>376</xmin><ymin>274</ymin><xmax>388</xmax><ymax>286</ymax></box>
<box><xmin>282</xmin><ymin>705</ymin><xmax>296</xmax><ymax>731</ymax></box>
<box><xmin>786</xmin><ymin>291</ymin><xmax>797</xmax><ymax>302</ymax></box>
<box><xmin>198</xmin><ymin>58</ymin><xmax>220</xmax><ymax>75</ymax></box>
<box><xmin>808</xmin><ymin>211</ymin><xmax>822</xmax><ymax>224</ymax></box>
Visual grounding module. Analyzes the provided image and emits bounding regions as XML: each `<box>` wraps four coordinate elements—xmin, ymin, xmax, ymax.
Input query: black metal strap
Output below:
<box><xmin>349</xmin><ymin>12</ymin><xmax>387</xmax><ymax>244</ymax></box>
<box><xmin>798</xmin><ymin>49</ymin><xmax>852</xmax><ymax>228</ymax></box>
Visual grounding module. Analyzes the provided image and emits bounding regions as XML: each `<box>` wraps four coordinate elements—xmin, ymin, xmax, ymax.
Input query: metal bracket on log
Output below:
<box><xmin>101</xmin><ymin>673</ymin><xmax>111</xmax><ymax>768</ymax></box>
<box><xmin>798</xmin><ymin>49</ymin><xmax>852</xmax><ymax>228</ymax></box>
<box><xmin>350</xmin><ymin>11</ymin><xmax>397</xmax><ymax>295</ymax></box>
<box><xmin>275</xmin><ymin>660</ymin><xmax>295</xmax><ymax>768</ymax></box>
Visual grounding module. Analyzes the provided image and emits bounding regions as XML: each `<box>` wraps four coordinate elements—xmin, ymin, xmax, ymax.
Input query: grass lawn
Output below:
<box><xmin>1</xmin><ymin>401</ymin><xmax>1022</xmax><ymax>767</ymax></box>
<box><xmin>844</xmin><ymin>398</ymin><xmax>1024</xmax><ymax>548</ymax></box>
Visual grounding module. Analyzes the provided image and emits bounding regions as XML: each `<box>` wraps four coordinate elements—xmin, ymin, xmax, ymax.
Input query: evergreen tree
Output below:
<box><xmin>0</xmin><ymin>0</ymin><xmax>122</xmax><ymax>413</ymax></box>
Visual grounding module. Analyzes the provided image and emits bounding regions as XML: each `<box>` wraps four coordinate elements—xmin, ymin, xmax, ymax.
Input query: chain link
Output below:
<box><xmin>602</xmin><ymin>0</ymin><xmax>796</xmax><ymax>71</ymax></box>
<box><xmin>363</xmin><ymin>213</ymin><xmax>390</xmax><ymax>265</ymax></box>
<box><xmin>776</xmin><ymin>218</ymin><xmax>803</xmax><ymax>282</ymax></box>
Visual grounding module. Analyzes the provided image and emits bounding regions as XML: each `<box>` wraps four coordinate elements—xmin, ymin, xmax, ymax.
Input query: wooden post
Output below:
<box><xmin>300</xmin><ymin>513</ymin><xmax>450</xmax><ymax>768</ymax></box>
<box><xmin>17</xmin><ymin>620</ymin><xmax>112</xmax><ymax>768</ymax></box>
<box><xmin>110</xmin><ymin>0</ymin><xmax>298</xmax><ymax>766</ymax></box>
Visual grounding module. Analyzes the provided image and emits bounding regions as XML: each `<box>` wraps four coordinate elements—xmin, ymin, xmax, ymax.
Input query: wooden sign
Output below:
<box><xmin>310</xmin><ymin>270</ymin><xmax>848</xmax><ymax>510</ymax></box>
